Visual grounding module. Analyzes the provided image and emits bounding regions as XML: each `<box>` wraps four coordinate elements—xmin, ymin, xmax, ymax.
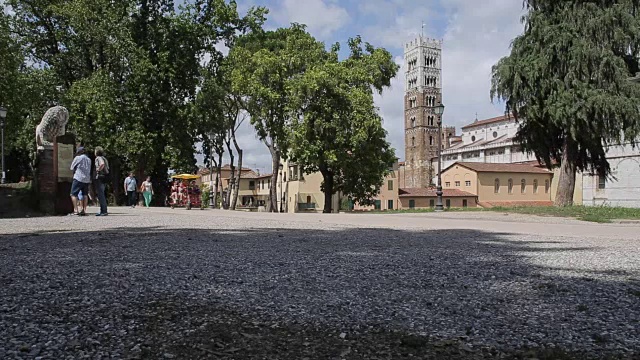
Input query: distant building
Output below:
<box><xmin>438</xmin><ymin>113</ymin><xmax>537</xmax><ymax>171</ymax></box>
<box><xmin>442</xmin><ymin>162</ymin><xmax>554</xmax><ymax>207</ymax></box>
<box><xmin>278</xmin><ymin>159</ymin><xmax>340</xmax><ymax>213</ymax></box>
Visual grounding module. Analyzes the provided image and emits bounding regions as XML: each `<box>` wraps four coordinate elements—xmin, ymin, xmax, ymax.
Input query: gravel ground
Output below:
<box><xmin>1</xmin><ymin>207</ymin><xmax>639</xmax><ymax>359</ymax></box>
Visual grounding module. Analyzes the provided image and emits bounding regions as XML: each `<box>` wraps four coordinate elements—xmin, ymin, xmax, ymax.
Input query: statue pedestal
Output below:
<box><xmin>35</xmin><ymin>134</ymin><xmax>76</xmax><ymax>215</ymax></box>
<box><xmin>36</xmin><ymin>148</ymin><xmax>56</xmax><ymax>214</ymax></box>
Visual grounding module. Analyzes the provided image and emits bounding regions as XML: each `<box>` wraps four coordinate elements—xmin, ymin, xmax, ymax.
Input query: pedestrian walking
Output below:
<box><xmin>69</xmin><ymin>147</ymin><xmax>92</xmax><ymax>216</ymax></box>
<box><xmin>140</xmin><ymin>176</ymin><xmax>154</xmax><ymax>208</ymax></box>
<box><xmin>94</xmin><ymin>147</ymin><xmax>109</xmax><ymax>216</ymax></box>
<box><xmin>124</xmin><ymin>173</ymin><xmax>138</xmax><ymax>208</ymax></box>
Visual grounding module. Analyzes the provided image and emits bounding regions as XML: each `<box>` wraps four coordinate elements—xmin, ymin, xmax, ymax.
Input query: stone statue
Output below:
<box><xmin>36</xmin><ymin>106</ymin><xmax>69</xmax><ymax>150</ymax></box>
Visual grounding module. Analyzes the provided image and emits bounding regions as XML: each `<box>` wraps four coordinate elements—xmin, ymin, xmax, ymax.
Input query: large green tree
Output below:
<box><xmin>491</xmin><ymin>0</ymin><xmax>640</xmax><ymax>206</ymax></box>
<box><xmin>229</xmin><ymin>24</ymin><xmax>326</xmax><ymax>212</ymax></box>
<box><xmin>288</xmin><ymin>37</ymin><xmax>398</xmax><ymax>213</ymax></box>
<box><xmin>7</xmin><ymin>0</ymin><xmax>264</xmax><ymax>202</ymax></box>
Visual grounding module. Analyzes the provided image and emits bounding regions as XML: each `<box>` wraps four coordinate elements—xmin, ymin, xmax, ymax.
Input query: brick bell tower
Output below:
<box><xmin>404</xmin><ymin>35</ymin><xmax>443</xmax><ymax>188</ymax></box>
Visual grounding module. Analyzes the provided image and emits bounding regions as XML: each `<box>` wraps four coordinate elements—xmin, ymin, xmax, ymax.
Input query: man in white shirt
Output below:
<box><xmin>124</xmin><ymin>173</ymin><xmax>138</xmax><ymax>208</ymax></box>
<box><xmin>69</xmin><ymin>147</ymin><xmax>92</xmax><ymax>215</ymax></box>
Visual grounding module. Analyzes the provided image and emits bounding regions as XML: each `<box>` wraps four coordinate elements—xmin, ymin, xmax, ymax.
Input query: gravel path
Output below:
<box><xmin>1</xmin><ymin>207</ymin><xmax>639</xmax><ymax>359</ymax></box>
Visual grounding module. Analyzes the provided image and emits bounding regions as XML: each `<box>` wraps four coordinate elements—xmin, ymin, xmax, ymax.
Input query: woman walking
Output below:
<box><xmin>140</xmin><ymin>176</ymin><xmax>154</xmax><ymax>208</ymax></box>
<box><xmin>94</xmin><ymin>147</ymin><xmax>109</xmax><ymax>216</ymax></box>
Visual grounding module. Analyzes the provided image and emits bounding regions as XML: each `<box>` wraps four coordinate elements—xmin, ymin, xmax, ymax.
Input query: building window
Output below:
<box><xmin>545</xmin><ymin>179</ymin><xmax>550</xmax><ymax>194</ymax></box>
<box><xmin>508</xmin><ymin>179</ymin><xmax>513</xmax><ymax>194</ymax></box>
<box><xmin>446</xmin><ymin>199</ymin><xmax>451</xmax><ymax>208</ymax></box>
<box><xmin>411</xmin><ymin>136</ymin><xmax>415</xmax><ymax>147</ymax></box>
<box><xmin>428</xmin><ymin>116</ymin><xmax>434</xmax><ymax>126</ymax></box>
<box><xmin>455</xmin><ymin>181</ymin><xmax>461</xmax><ymax>187</ymax></box>
<box><xmin>465</xmin><ymin>180</ymin><xmax>471</xmax><ymax>187</ymax></box>
<box><xmin>462</xmin><ymin>199</ymin><xmax>468</xmax><ymax>208</ymax></box>
<box><xmin>388</xmin><ymin>200</ymin><xmax>394</xmax><ymax>210</ymax></box>
<box><xmin>497</xmin><ymin>148</ymin><xmax>505</xmax><ymax>155</ymax></box>
<box><xmin>493</xmin><ymin>131</ymin><xmax>498</xmax><ymax>138</ymax></box>
<box><xmin>249</xmin><ymin>181</ymin><xmax>255</xmax><ymax>190</ymax></box>
<box><xmin>471</xmin><ymin>136</ymin><xmax>476</xmax><ymax>142</ymax></box>
<box><xmin>374</xmin><ymin>200</ymin><xmax>381</xmax><ymax>210</ymax></box>
<box><xmin>598</xmin><ymin>175</ymin><xmax>606</xmax><ymax>189</ymax></box>
<box><xmin>411</xmin><ymin>117</ymin><xmax>416</xmax><ymax>127</ymax></box>
<box><xmin>494</xmin><ymin>178</ymin><xmax>500</xmax><ymax>193</ymax></box>
<box><xmin>533</xmin><ymin>179</ymin><xmax>538</xmax><ymax>193</ymax></box>
<box><xmin>429</xmin><ymin>136</ymin><xmax>433</xmax><ymax>145</ymax></box>
<box><xmin>521</xmin><ymin>179</ymin><xmax>526</xmax><ymax>194</ymax></box>
<box><xmin>445</xmin><ymin>182</ymin><xmax>451</xmax><ymax>187</ymax></box>
<box><xmin>409</xmin><ymin>199</ymin><xmax>416</xmax><ymax>209</ymax></box>
<box><xmin>388</xmin><ymin>180</ymin><xmax>393</xmax><ymax>191</ymax></box>
<box><xmin>429</xmin><ymin>199</ymin><xmax>435</xmax><ymax>208</ymax></box>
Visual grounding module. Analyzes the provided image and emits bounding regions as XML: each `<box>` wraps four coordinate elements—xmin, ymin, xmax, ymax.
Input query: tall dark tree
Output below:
<box><xmin>491</xmin><ymin>0</ymin><xmax>640</xmax><ymax>206</ymax></box>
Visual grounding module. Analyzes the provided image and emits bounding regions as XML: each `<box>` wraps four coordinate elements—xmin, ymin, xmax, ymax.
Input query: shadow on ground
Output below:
<box><xmin>0</xmin><ymin>226</ymin><xmax>638</xmax><ymax>359</ymax></box>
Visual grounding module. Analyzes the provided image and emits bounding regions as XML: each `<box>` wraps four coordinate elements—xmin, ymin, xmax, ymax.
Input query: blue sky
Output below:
<box><xmin>214</xmin><ymin>0</ymin><xmax>528</xmax><ymax>174</ymax></box>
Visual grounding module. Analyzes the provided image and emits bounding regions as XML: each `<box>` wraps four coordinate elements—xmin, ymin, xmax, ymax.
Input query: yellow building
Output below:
<box><xmin>442</xmin><ymin>162</ymin><xmax>554</xmax><ymax>207</ymax></box>
<box><xmin>278</xmin><ymin>159</ymin><xmax>340</xmax><ymax>213</ymax></box>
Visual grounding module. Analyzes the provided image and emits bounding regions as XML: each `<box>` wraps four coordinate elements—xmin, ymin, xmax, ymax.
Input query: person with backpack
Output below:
<box><xmin>94</xmin><ymin>147</ymin><xmax>110</xmax><ymax>216</ymax></box>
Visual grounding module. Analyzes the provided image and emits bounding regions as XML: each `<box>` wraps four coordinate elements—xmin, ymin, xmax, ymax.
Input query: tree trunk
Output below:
<box><xmin>230</xmin><ymin>134</ymin><xmax>243</xmax><ymax>210</ymax></box>
<box><xmin>225</xmin><ymin>138</ymin><xmax>234</xmax><ymax>210</ymax></box>
<box><xmin>215</xmin><ymin>152</ymin><xmax>223</xmax><ymax>209</ymax></box>
<box><xmin>268</xmin><ymin>146</ymin><xmax>280</xmax><ymax>213</ymax></box>
<box><xmin>554</xmin><ymin>137</ymin><xmax>577</xmax><ymax>207</ymax></box>
<box><xmin>319</xmin><ymin>165</ymin><xmax>334</xmax><ymax>214</ymax></box>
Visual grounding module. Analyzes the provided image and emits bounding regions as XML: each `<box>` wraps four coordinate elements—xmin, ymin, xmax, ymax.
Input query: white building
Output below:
<box><xmin>582</xmin><ymin>72</ymin><xmax>640</xmax><ymax>207</ymax></box>
<box><xmin>582</xmin><ymin>142</ymin><xmax>640</xmax><ymax>207</ymax></box>
<box><xmin>437</xmin><ymin>114</ymin><xmax>537</xmax><ymax>171</ymax></box>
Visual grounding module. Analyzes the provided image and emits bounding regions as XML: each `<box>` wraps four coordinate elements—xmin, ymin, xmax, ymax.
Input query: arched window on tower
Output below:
<box><xmin>429</xmin><ymin>136</ymin><xmax>433</xmax><ymax>145</ymax></box>
<box><xmin>411</xmin><ymin>136</ymin><xmax>415</xmax><ymax>147</ymax></box>
<box><xmin>411</xmin><ymin>117</ymin><xmax>416</xmax><ymax>127</ymax></box>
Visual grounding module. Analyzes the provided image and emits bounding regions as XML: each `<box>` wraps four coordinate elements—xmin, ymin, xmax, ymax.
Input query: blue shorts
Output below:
<box><xmin>70</xmin><ymin>179</ymin><xmax>90</xmax><ymax>197</ymax></box>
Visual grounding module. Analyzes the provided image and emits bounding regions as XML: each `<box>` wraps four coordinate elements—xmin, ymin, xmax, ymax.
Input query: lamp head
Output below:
<box><xmin>0</xmin><ymin>107</ymin><xmax>6</xmax><ymax>119</ymax></box>
<box><xmin>434</xmin><ymin>103</ymin><xmax>445</xmax><ymax>116</ymax></box>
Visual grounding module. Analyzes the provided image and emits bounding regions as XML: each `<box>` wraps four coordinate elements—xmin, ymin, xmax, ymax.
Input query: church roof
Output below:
<box><xmin>461</xmin><ymin>113</ymin><xmax>515</xmax><ymax>130</ymax></box>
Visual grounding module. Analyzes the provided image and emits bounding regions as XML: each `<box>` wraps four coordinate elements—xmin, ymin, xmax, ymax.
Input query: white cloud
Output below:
<box><xmin>270</xmin><ymin>0</ymin><xmax>349</xmax><ymax>39</ymax></box>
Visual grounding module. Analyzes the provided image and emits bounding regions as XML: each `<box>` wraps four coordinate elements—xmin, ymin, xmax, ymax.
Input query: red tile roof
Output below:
<box><xmin>255</xmin><ymin>173</ymin><xmax>273</xmax><ymax>179</ymax></box>
<box><xmin>450</xmin><ymin>162</ymin><xmax>552</xmax><ymax>174</ymax></box>
<box><xmin>399</xmin><ymin>188</ymin><xmax>476</xmax><ymax>198</ymax></box>
<box><xmin>461</xmin><ymin>113</ymin><xmax>514</xmax><ymax>130</ymax></box>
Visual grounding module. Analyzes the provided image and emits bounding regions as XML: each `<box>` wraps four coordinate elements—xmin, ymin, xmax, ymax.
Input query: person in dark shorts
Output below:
<box><xmin>70</xmin><ymin>147</ymin><xmax>92</xmax><ymax>215</ymax></box>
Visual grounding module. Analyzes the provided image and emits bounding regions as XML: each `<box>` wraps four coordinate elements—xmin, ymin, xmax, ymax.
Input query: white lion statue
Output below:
<box><xmin>35</xmin><ymin>106</ymin><xmax>69</xmax><ymax>150</ymax></box>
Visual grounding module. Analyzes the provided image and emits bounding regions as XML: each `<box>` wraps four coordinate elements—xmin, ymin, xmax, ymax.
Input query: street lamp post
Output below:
<box><xmin>433</xmin><ymin>103</ymin><xmax>445</xmax><ymax>212</ymax></box>
<box><xmin>0</xmin><ymin>107</ymin><xmax>7</xmax><ymax>184</ymax></box>
<box><xmin>278</xmin><ymin>164</ymin><xmax>284</xmax><ymax>213</ymax></box>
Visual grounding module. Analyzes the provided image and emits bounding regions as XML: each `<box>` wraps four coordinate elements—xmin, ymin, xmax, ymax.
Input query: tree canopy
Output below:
<box><xmin>288</xmin><ymin>37</ymin><xmax>398</xmax><ymax>212</ymax></box>
<box><xmin>491</xmin><ymin>0</ymin><xmax>640</xmax><ymax>206</ymax></box>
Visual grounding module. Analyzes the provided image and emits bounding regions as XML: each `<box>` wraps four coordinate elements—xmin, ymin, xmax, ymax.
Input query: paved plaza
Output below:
<box><xmin>0</xmin><ymin>208</ymin><xmax>639</xmax><ymax>359</ymax></box>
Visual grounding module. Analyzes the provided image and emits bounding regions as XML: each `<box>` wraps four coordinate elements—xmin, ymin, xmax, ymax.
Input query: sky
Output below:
<box><xmin>202</xmin><ymin>0</ymin><xmax>529</xmax><ymax>174</ymax></box>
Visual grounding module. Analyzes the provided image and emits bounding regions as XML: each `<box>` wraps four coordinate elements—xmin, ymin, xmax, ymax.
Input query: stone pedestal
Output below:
<box><xmin>36</xmin><ymin>148</ymin><xmax>56</xmax><ymax>214</ymax></box>
<box><xmin>35</xmin><ymin>134</ymin><xmax>76</xmax><ymax>215</ymax></box>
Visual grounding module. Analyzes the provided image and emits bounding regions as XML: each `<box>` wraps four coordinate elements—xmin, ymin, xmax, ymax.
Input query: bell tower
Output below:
<box><xmin>404</xmin><ymin>35</ymin><xmax>443</xmax><ymax>188</ymax></box>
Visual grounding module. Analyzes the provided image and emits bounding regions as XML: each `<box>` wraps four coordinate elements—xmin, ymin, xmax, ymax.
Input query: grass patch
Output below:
<box><xmin>347</xmin><ymin>205</ymin><xmax>640</xmax><ymax>223</ymax></box>
<box><xmin>487</xmin><ymin>205</ymin><xmax>640</xmax><ymax>223</ymax></box>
